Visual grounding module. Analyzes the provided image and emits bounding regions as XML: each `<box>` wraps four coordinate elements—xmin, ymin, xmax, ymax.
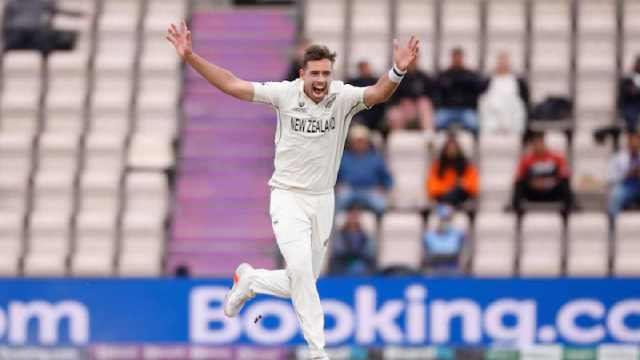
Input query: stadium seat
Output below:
<box><xmin>126</xmin><ymin>172</ymin><xmax>169</xmax><ymax>217</ymax></box>
<box><xmin>567</xmin><ymin>213</ymin><xmax>609</xmax><ymax>276</ymax></box>
<box><xmin>45</xmin><ymin>72</ymin><xmax>87</xmax><ymax>133</ymax></box>
<box><xmin>487</xmin><ymin>0</ymin><xmax>525</xmax><ymax>35</ymax></box>
<box><xmin>386</xmin><ymin>131</ymin><xmax>429</xmax><ymax>210</ymax></box>
<box><xmin>79</xmin><ymin>169</ymin><xmax>121</xmax><ymax>213</ymax></box>
<box><xmin>92</xmin><ymin>75</ymin><xmax>134</xmax><ymax>116</ymax></box>
<box><xmin>479</xmin><ymin>134</ymin><xmax>520</xmax><ymax>210</ymax></box>
<box><xmin>578</xmin><ymin>0</ymin><xmax>616</xmax><ymax>36</ymax></box>
<box><xmin>304</xmin><ymin>0</ymin><xmax>345</xmax><ymax>76</ymax></box>
<box><xmin>24</xmin><ymin>211</ymin><xmax>71</xmax><ymax>276</ymax></box>
<box><xmin>532</xmin><ymin>0</ymin><xmax>571</xmax><ymax>35</ymax></box>
<box><xmin>71</xmin><ymin>211</ymin><xmax>117</xmax><ymax>276</ymax></box>
<box><xmin>0</xmin><ymin>132</ymin><xmax>34</xmax><ymax>173</ymax></box>
<box><xmin>571</xmin><ymin>132</ymin><xmax>609</xmax><ymax>208</ymax></box>
<box><xmin>0</xmin><ymin>63</ymin><xmax>41</xmax><ymax>134</ymax></box>
<box><xmin>520</xmin><ymin>213</ymin><xmax>563</xmax><ymax>276</ymax></box>
<box><xmin>32</xmin><ymin>170</ymin><xmax>75</xmax><ymax>213</ymax></box>
<box><xmin>350</xmin><ymin>0</ymin><xmax>389</xmax><ymax>74</ymax></box>
<box><xmin>84</xmin><ymin>132</ymin><xmax>126</xmax><ymax>172</ymax></box>
<box><xmin>614</xmin><ymin>213</ymin><xmax>640</xmax><ymax>276</ymax></box>
<box><xmin>473</xmin><ymin>212</ymin><xmax>516</xmax><ymax>276</ymax></box>
<box><xmin>378</xmin><ymin>212</ymin><xmax>423</xmax><ymax>271</ymax></box>
<box><xmin>140</xmin><ymin>39</ymin><xmax>181</xmax><ymax>78</ymax></box>
<box><xmin>119</xmin><ymin>211</ymin><xmax>165</xmax><ymax>276</ymax></box>
<box><xmin>396</xmin><ymin>0</ymin><xmax>435</xmax><ymax>72</ymax></box>
<box><xmin>144</xmin><ymin>0</ymin><xmax>188</xmax><ymax>34</ymax></box>
<box><xmin>128</xmin><ymin>133</ymin><xmax>175</xmax><ymax>170</ymax></box>
<box><xmin>99</xmin><ymin>0</ymin><xmax>141</xmax><ymax>33</ymax></box>
<box><xmin>37</xmin><ymin>132</ymin><xmax>81</xmax><ymax>173</ymax></box>
<box><xmin>576</xmin><ymin>79</ymin><xmax>616</xmax><ymax>121</ymax></box>
<box><xmin>0</xmin><ymin>212</ymin><xmax>24</xmax><ymax>276</ymax></box>
<box><xmin>0</xmin><ymin>171</ymin><xmax>30</xmax><ymax>214</ymax></box>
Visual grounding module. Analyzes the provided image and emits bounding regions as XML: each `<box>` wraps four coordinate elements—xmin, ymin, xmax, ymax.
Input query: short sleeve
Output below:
<box><xmin>341</xmin><ymin>83</ymin><xmax>370</xmax><ymax>114</ymax></box>
<box><xmin>251</xmin><ymin>81</ymin><xmax>288</xmax><ymax>108</ymax></box>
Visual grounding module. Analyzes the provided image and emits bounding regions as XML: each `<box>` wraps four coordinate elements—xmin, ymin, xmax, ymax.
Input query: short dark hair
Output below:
<box><xmin>302</xmin><ymin>45</ymin><xmax>336</xmax><ymax>68</ymax></box>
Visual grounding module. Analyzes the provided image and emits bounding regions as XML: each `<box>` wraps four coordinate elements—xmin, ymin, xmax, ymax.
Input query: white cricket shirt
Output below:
<box><xmin>252</xmin><ymin>79</ymin><xmax>369</xmax><ymax>194</ymax></box>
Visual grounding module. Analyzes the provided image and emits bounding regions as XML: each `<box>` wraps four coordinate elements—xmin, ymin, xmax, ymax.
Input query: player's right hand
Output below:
<box><xmin>166</xmin><ymin>20</ymin><xmax>192</xmax><ymax>60</ymax></box>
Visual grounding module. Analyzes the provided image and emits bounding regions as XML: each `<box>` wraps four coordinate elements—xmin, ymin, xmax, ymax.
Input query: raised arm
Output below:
<box><xmin>166</xmin><ymin>21</ymin><xmax>254</xmax><ymax>101</ymax></box>
<box><xmin>363</xmin><ymin>36</ymin><xmax>419</xmax><ymax>108</ymax></box>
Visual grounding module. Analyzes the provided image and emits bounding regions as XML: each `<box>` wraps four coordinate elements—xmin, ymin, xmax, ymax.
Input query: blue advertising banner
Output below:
<box><xmin>0</xmin><ymin>278</ymin><xmax>638</xmax><ymax>347</ymax></box>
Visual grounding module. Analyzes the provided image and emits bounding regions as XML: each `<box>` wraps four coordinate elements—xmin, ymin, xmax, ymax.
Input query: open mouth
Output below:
<box><xmin>312</xmin><ymin>84</ymin><xmax>325</xmax><ymax>97</ymax></box>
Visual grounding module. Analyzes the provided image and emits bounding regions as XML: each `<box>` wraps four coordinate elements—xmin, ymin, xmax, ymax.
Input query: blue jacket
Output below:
<box><xmin>338</xmin><ymin>150</ymin><xmax>393</xmax><ymax>190</ymax></box>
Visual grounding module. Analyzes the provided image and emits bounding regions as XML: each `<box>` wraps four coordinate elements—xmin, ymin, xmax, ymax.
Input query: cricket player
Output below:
<box><xmin>167</xmin><ymin>21</ymin><xmax>419</xmax><ymax>360</ymax></box>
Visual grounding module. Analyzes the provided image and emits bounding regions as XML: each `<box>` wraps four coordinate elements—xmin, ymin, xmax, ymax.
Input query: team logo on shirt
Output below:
<box><xmin>290</xmin><ymin>117</ymin><xmax>336</xmax><ymax>134</ymax></box>
<box><xmin>325</xmin><ymin>94</ymin><xmax>337</xmax><ymax>108</ymax></box>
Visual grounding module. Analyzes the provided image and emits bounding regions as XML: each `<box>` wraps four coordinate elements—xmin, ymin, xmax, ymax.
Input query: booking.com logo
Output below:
<box><xmin>189</xmin><ymin>284</ymin><xmax>640</xmax><ymax>346</ymax></box>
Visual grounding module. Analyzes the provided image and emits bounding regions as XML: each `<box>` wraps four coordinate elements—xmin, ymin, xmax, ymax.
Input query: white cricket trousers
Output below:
<box><xmin>249</xmin><ymin>188</ymin><xmax>334</xmax><ymax>359</ymax></box>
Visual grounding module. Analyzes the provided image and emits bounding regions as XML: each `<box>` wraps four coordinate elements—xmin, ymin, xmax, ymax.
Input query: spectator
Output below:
<box><xmin>3</xmin><ymin>0</ymin><xmax>82</xmax><ymax>54</ymax></box>
<box><xmin>434</xmin><ymin>48</ymin><xmax>485</xmax><ymax>135</ymax></box>
<box><xmin>423</xmin><ymin>205</ymin><xmax>465</xmax><ymax>274</ymax></box>
<box><xmin>427</xmin><ymin>133</ymin><xmax>479</xmax><ymax>207</ymax></box>
<box><xmin>329</xmin><ymin>206</ymin><xmax>376</xmax><ymax>276</ymax></box>
<box><xmin>386</xmin><ymin>61</ymin><xmax>435</xmax><ymax>132</ymax></box>
<box><xmin>608</xmin><ymin>131</ymin><xmax>640</xmax><ymax>219</ymax></box>
<box><xmin>618</xmin><ymin>56</ymin><xmax>640</xmax><ymax>132</ymax></box>
<box><xmin>337</xmin><ymin>125</ymin><xmax>393</xmax><ymax>215</ymax></box>
<box><xmin>347</xmin><ymin>61</ymin><xmax>385</xmax><ymax>130</ymax></box>
<box><xmin>512</xmin><ymin>131</ymin><xmax>573</xmax><ymax>212</ymax></box>
<box><xmin>284</xmin><ymin>37</ymin><xmax>310</xmax><ymax>81</ymax></box>
<box><xmin>479</xmin><ymin>52</ymin><xmax>529</xmax><ymax>134</ymax></box>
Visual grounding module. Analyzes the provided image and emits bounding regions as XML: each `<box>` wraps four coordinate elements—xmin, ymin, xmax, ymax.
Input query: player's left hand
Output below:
<box><xmin>393</xmin><ymin>35</ymin><xmax>419</xmax><ymax>72</ymax></box>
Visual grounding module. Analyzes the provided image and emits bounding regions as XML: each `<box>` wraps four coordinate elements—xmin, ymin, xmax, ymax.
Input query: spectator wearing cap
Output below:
<box><xmin>337</xmin><ymin>125</ymin><xmax>393</xmax><ymax>215</ymax></box>
<box><xmin>422</xmin><ymin>204</ymin><xmax>465</xmax><ymax>274</ymax></box>
<box><xmin>427</xmin><ymin>134</ymin><xmax>479</xmax><ymax>207</ymax></box>
<box><xmin>512</xmin><ymin>131</ymin><xmax>574</xmax><ymax>212</ymax></box>
<box><xmin>329</xmin><ymin>206</ymin><xmax>376</xmax><ymax>276</ymax></box>
<box><xmin>618</xmin><ymin>56</ymin><xmax>640</xmax><ymax>132</ymax></box>
<box><xmin>608</xmin><ymin>131</ymin><xmax>640</xmax><ymax>219</ymax></box>
<box><xmin>433</xmin><ymin>48</ymin><xmax>485</xmax><ymax>135</ymax></box>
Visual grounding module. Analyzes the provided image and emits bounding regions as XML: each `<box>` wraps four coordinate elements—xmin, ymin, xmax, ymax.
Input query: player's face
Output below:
<box><xmin>300</xmin><ymin>59</ymin><xmax>333</xmax><ymax>103</ymax></box>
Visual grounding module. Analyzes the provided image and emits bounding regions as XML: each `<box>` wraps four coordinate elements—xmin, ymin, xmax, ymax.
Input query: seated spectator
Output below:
<box><xmin>512</xmin><ymin>131</ymin><xmax>573</xmax><ymax>212</ymax></box>
<box><xmin>284</xmin><ymin>37</ymin><xmax>310</xmax><ymax>81</ymax></box>
<box><xmin>337</xmin><ymin>125</ymin><xmax>392</xmax><ymax>215</ymax></box>
<box><xmin>427</xmin><ymin>134</ymin><xmax>479</xmax><ymax>207</ymax></box>
<box><xmin>618</xmin><ymin>56</ymin><xmax>640</xmax><ymax>132</ymax></box>
<box><xmin>608</xmin><ymin>131</ymin><xmax>640</xmax><ymax>219</ymax></box>
<box><xmin>329</xmin><ymin>206</ymin><xmax>376</xmax><ymax>276</ymax></box>
<box><xmin>423</xmin><ymin>205</ymin><xmax>465</xmax><ymax>274</ymax></box>
<box><xmin>3</xmin><ymin>0</ymin><xmax>82</xmax><ymax>54</ymax></box>
<box><xmin>434</xmin><ymin>48</ymin><xmax>485</xmax><ymax>136</ymax></box>
<box><xmin>347</xmin><ymin>60</ymin><xmax>385</xmax><ymax>131</ymax></box>
<box><xmin>479</xmin><ymin>52</ymin><xmax>529</xmax><ymax>134</ymax></box>
<box><xmin>386</xmin><ymin>61</ymin><xmax>435</xmax><ymax>132</ymax></box>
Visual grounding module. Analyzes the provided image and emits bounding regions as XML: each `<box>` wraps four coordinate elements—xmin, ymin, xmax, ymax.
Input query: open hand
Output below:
<box><xmin>393</xmin><ymin>35</ymin><xmax>419</xmax><ymax>72</ymax></box>
<box><xmin>166</xmin><ymin>20</ymin><xmax>192</xmax><ymax>59</ymax></box>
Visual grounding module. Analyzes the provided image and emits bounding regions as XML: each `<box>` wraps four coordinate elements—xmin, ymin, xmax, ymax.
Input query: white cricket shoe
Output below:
<box><xmin>223</xmin><ymin>263</ymin><xmax>256</xmax><ymax>317</ymax></box>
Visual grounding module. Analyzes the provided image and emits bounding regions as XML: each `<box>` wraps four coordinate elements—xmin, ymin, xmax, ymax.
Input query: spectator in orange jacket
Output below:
<box><xmin>427</xmin><ymin>134</ymin><xmax>479</xmax><ymax>206</ymax></box>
